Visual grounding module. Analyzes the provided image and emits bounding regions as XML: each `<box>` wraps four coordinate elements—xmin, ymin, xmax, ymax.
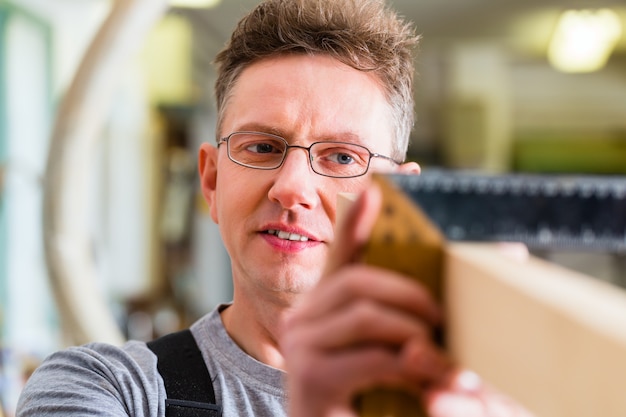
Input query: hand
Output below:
<box><xmin>426</xmin><ymin>370</ymin><xmax>535</xmax><ymax>417</ymax></box>
<box><xmin>280</xmin><ymin>184</ymin><xmax>448</xmax><ymax>417</ymax></box>
<box><xmin>280</xmin><ymin>183</ymin><xmax>536</xmax><ymax>417</ymax></box>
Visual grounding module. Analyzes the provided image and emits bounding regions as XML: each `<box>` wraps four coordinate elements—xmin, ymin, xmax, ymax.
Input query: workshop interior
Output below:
<box><xmin>1</xmin><ymin>0</ymin><xmax>626</xmax><ymax>415</ymax></box>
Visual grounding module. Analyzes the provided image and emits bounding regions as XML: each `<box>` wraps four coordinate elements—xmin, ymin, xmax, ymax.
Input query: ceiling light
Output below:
<box><xmin>169</xmin><ymin>0</ymin><xmax>221</xmax><ymax>8</ymax></box>
<box><xmin>548</xmin><ymin>9</ymin><xmax>622</xmax><ymax>73</ymax></box>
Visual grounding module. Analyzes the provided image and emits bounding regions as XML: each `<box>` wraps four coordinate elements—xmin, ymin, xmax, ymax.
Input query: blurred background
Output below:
<box><xmin>0</xmin><ymin>0</ymin><xmax>625</xmax><ymax>414</ymax></box>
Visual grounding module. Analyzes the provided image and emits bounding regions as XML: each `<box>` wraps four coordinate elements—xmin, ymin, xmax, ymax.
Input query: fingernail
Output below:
<box><xmin>455</xmin><ymin>370</ymin><xmax>483</xmax><ymax>392</ymax></box>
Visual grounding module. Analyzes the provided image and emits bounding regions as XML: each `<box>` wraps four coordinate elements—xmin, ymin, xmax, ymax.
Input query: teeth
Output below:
<box><xmin>267</xmin><ymin>229</ymin><xmax>309</xmax><ymax>242</ymax></box>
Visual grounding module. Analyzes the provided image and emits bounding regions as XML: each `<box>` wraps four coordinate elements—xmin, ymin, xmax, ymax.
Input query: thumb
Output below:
<box><xmin>324</xmin><ymin>183</ymin><xmax>383</xmax><ymax>276</ymax></box>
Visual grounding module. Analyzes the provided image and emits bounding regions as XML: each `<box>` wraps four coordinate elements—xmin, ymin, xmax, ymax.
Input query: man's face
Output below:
<box><xmin>201</xmin><ymin>54</ymin><xmax>398</xmax><ymax>299</ymax></box>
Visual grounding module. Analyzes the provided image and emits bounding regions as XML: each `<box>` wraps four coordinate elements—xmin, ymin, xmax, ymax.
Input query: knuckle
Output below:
<box><xmin>351</xmin><ymin>301</ymin><xmax>379</xmax><ymax>328</ymax></box>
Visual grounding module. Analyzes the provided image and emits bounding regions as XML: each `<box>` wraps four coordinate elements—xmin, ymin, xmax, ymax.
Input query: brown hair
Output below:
<box><xmin>214</xmin><ymin>0</ymin><xmax>419</xmax><ymax>160</ymax></box>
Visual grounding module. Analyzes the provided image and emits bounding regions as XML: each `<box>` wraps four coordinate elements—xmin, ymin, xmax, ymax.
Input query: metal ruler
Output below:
<box><xmin>387</xmin><ymin>170</ymin><xmax>626</xmax><ymax>253</ymax></box>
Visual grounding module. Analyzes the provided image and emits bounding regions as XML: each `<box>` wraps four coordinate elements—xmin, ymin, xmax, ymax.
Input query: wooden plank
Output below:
<box><xmin>446</xmin><ymin>243</ymin><xmax>626</xmax><ymax>417</ymax></box>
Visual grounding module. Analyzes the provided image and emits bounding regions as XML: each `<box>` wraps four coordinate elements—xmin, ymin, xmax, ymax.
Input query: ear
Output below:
<box><xmin>396</xmin><ymin>160</ymin><xmax>421</xmax><ymax>175</ymax></box>
<box><xmin>198</xmin><ymin>142</ymin><xmax>220</xmax><ymax>223</ymax></box>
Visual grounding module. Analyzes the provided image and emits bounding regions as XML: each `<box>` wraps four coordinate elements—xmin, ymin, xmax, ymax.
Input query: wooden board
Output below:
<box><xmin>446</xmin><ymin>242</ymin><xmax>626</xmax><ymax>417</ymax></box>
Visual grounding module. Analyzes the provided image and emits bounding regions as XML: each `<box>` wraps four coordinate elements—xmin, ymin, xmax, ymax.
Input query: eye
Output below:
<box><xmin>315</xmin><ymin>144</ymin><xmax>368</xmax><ymax>166</ymax></box>
<box><xmin>327</xmin><ymin>151</ymin><xmax>356</xmax><ymax>165</ymax></box>
<box><xmin>246</xmin><ymin>142</ymin><xmax>282</xmax><ymax>154</ymax></box>
<box><xmin>231</xmin><ymin>133</ymin><xmax>285</xmax><ymax>155</ymax></box>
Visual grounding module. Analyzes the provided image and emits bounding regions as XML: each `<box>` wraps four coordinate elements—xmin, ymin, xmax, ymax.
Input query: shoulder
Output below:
<box><xmin>17</xmin><ymin>341</ymin><xmax>164</xmax><ymax>417</ymax></box>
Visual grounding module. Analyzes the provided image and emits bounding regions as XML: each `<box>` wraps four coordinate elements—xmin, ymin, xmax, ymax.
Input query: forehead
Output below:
<box><xmin>221</xmin><ymin>54</ymin><xmax>394</xmax><ymax>150</ymax></box>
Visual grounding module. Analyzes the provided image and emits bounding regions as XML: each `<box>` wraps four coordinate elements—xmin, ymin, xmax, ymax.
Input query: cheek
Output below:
<box><xmin>324</xmin><ymin>178</ymin><xmax>370</xmax><ymax>223</ymax></box>
<box><xmin>213</xmin><ymin>180</ymin><xmax>235</xmax><ymax>224</ymax></box>
<box><xmin>214</xmin><ymin>169</ymin><xmax>265</xmax><ymax>222</ymax></box>
<box><xmin>340</xmin><ymin>176</ymin><xmax>372</xmax><ymax>195</ymax></box>
<box><xmin>211</xmin><ymin>174</ymin><xmax>234</xmax><ymax>226</ymax></box>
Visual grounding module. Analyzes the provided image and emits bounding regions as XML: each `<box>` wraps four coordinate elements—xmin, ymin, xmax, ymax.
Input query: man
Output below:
<box><xmin>18</xmin><ymin>0</ymin><xmax>531</xmax><ymax>416</ymax></box>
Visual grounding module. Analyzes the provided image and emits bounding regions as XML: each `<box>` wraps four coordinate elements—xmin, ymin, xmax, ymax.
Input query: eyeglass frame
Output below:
<box><xmin>217</xmin><ymin>131</ymin><xmax>402</xmax><ymax>178</ymax></box>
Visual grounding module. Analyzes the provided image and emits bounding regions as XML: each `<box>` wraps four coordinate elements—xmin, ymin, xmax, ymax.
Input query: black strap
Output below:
<box><xmin>147</xmin><ymin>329</ymin><xmax>222</xmax><ymax>417</ymax></box>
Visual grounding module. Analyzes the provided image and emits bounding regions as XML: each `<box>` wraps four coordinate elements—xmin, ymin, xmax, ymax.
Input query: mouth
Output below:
<box><xmin>264</xmin><ymin>229</ymin><xmax>311</xmax><ymax>242</ymax></box>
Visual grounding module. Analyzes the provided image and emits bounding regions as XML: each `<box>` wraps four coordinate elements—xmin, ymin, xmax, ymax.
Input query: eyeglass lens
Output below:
<box><xmin>226</xmin><ymin>132</ymin><xmax>372</xmax><ymax>178</ymax></box>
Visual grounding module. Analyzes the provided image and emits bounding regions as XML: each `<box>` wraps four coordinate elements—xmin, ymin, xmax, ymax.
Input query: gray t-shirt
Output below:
<box><xmin>17</xmin><ymin>305</ymin><xmax>287</xmax><ymax>417</ymax></box>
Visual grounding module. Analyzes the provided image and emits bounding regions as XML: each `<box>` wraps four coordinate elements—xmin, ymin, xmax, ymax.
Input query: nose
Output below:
<box><xmin>267</xmin><ymin>147</ymin><xmax>320</xmax><ymax>211</ymax></box>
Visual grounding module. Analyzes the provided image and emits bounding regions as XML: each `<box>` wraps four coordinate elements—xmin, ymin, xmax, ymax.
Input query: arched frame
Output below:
<box><xmin>43</xmin><ymin>0</ymin><xmax>168</xmax><ymax>345</ymax></box>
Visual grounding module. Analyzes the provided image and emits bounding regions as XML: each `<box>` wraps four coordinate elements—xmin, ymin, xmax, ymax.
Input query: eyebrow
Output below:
<box><xmin>234</xmin><ymin>123</ymin><xmax>284</xmax><ymax>137</ymax></box>
<box><xmin>232</xmin><ymin>123</ymin><xmax>365</xmax><ymax>145</ymax></box>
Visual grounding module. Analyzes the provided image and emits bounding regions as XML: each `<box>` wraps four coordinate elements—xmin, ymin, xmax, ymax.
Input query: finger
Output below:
<box><xmin>401</xmin><ymin>337</ymin><xmax>452</xmax><ymax>387</ymax></box>
<box><xmin>293</xmin><ymin>264</ymin><xmax>442</xmax><ymax>327</ymax></box>
<box><xmin>449</xmin><ymin>370</ymin><xmax>484</xmax><ymax>393</ymax></box>
<box><xmin>325</xmin><ymin>183</ymin><xmax>382</xmax><ymax>276</ymax></box>
<box><xmin>427</xmin><ymin>389</ymin><xmax>536</xmax><ymax>417</ymax></box>
<box><xmin>300</xmin><ymin>299</ymin><xmax>431</xmax><ymax>350</ymax></box>
<box><xmin>287</xmin><ymin>346</ymin><xmax>443</xmax><ymax>401</ymax></box>
<box><xmin>425</xmin><ymin>369</ymin><xmax>538</xmax><ymax>417</ymax></box>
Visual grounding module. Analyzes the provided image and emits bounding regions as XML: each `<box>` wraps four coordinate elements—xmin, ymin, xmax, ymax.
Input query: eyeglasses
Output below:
<box><xmin>218</xmin><ymin>131</ymin><xmax>400</xmax><ymax>178</ymax></box>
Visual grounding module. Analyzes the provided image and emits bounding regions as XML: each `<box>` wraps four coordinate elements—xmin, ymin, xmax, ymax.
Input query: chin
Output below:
<box><xmin>273</xmin><ymin>269</ymin><xmax>322</xmax><ymax>295</ymax></box>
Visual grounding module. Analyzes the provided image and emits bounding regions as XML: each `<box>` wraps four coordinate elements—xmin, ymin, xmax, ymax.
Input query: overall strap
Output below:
<box><xmin>147</xmin><ymin>329</ymin><xmax>222</xmax><ymax>417</ymax></box>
